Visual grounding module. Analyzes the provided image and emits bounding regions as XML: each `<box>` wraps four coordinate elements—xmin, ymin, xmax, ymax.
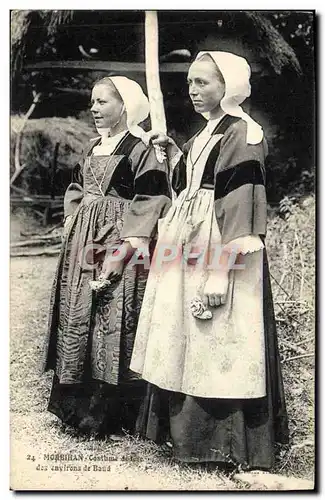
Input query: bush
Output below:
<box><xmin>266</xmin><ymin>196</ymin><xmax>315</xmax><ymax>479</ymax></box>
<box><xmin>266</xmin><ymin>131</ymin><xmax>315</xmax><ymax>205</ymax></box>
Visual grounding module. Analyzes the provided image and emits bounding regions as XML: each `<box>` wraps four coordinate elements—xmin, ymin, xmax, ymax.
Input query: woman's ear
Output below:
<box><xmin>195</xmin><ymin>53</ymin><xmax>225</xmax><ymax>86</ymax></box>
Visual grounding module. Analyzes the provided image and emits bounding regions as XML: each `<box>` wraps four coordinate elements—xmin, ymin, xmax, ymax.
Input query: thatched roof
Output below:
<box><xmin>11</xmin><ymin>10</ymin><xmax>302</xmax><ymax>81</ymax></box>
<box><xmin>245</xmin><ymin>12</ymin><xmax>302</xmax><ymax>75</ymax></box>
<box><xmin>11</xmin><ymin>10</ymin><xmax>74</xmax><ymax>79</ymax></box>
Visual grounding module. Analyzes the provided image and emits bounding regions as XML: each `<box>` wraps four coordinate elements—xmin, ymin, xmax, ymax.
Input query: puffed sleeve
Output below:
<box><xmin>214</xmin><ymin>119</ymin><xmax>268</xmax><ymax>251</ymax></box>
<box><xmin>120</xmin><ymin>143</ymin><xmax>172</xmax><ymax>241</ymax></box>
<box><xmin>63</xmin><ymin>161</ymin><xmax>84</xmax><ymax>220</ymax></box>
<box><xmin>63</xmin><ymin>139</ymin><xmax>99</xmax><ymax>220</ymax></box>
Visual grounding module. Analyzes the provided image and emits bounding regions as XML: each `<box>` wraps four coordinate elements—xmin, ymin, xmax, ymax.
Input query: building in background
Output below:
<box><xmin>11</xmin><ymin>10</ymin><xmax>315</xmax><ymax>202</ymax></box>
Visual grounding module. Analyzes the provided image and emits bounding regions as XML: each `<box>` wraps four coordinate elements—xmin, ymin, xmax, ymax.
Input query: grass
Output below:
<box><xmin>9</xmin><ymin>197</ymin><xmax>315</xmax><ymax>490</ymax></box>
<box><xmin>266</xmin><ymin>196</ymin><xmax>315</xmax><ymax>481</ymax></box>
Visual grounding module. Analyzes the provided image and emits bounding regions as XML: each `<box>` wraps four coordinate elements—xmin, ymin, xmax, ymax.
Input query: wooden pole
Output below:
<box><xmin>145</xmin><ymin>11</ymin><xmax>166</xmax><ymax>135</ymax></box>
<box><xmin>44</xmin><ymin>141</ymin><xmax>60</xmax><ymax>225</ymax></box>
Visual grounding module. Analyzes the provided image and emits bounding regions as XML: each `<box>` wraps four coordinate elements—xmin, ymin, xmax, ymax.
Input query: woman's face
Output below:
<box><xmin>90</xmin><ymin>83</ymin><xmax>124</xmax><ymax>129</ymax></box>
<box><xmin>187</xmin><ymin>60</ymin><xmax>225</xmax><ymax>115</ymax></box>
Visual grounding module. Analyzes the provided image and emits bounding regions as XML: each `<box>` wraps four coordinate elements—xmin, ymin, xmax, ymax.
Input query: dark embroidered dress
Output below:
<box><xmin>131</xmin><ymin>115</ymin><xmax>289</xmax><ymax>469</ymax></box>
<box><xmin>43</xmin><ymin>133</ymin><xmax>171</xmax><ymax>436</ymax></box>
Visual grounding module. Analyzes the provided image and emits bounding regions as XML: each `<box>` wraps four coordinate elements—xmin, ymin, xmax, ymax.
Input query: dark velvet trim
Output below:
<box><xmin>110</xmin><ymin>157</ymin><xmax>135</xmax><ymax>199</ymax></box>
<box><xmin>172</xmin><ymin>156</ymin><xmax>187</xmax><ymax>196</ymax></box>
<box><xmin>114</xmin><ymin>132</ymin><xmax>142</xmax><ymax>158</ymax></box>
<box><xmin>214</xmin><ymin>160</ymin><xmax>265</xmax><ymax>200</ymax></box>
<box><xmin>85</xmin><ymin>132</ymin><xmax>141</xmax><ymax>160</ymax></box>
<box><xmin>84</xmin><ymin>133</ymin><xmax>144</xmax><ymax>199</ymax></box>
<box><xmin>210</xmin><ymin>115</ymin><xmax>241</xmax><ymax>136</ymax></box>
<box><xmin>200</xmin><ymin>140</ymin><xmax>222</xmax><ymax>187</ymax></box>
<box><xmin>182</xmin><ymin>115</ymin><xmax>239</xmax><ymax>158</ymax></box>
<box><xmin>200</xmin><ymin>116</ymin><xmax>242</xmax><ymax>187</ymax></box>
<box><xmin>173</xmin><ymin>116</ymin><xmax>245</xmax><ymax>196</ymax></box>
<box><xmin>135</xmin><ymin>170</ymin><xmax>170</xmax><ymax>197</ymax></box>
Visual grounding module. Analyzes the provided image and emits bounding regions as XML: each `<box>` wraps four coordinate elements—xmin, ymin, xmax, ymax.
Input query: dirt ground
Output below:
<box><xmin>9</xmin><ymin>255</ymin><xmax>239</xmax><ymax>491</ymax></box>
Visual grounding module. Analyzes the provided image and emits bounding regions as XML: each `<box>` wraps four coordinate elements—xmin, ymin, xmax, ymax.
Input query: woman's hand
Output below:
<box><xmin>100</xmin><ymin>258</ymin><xmax>124</xmax><ymax>283</ymax></box>
<box><xmin>100</xmin><ymin>241</ymin><xmax>135</xmax><ymax>281</ymax></box>
<box><xmin>146</xmin><ymin>130</ymin><xmax>173</xmax><ymax>148</ymax></box>
<box><xmin>203</xmin><ymin>272</ymin><xmax>229</xmax><ymax>307</ymax></box>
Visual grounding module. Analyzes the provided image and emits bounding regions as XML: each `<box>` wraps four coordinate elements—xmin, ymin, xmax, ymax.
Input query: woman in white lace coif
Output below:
<box><xmin>43</xmin><ymin>76</ymin><xmax>172</xmax><ymax>438</ymax></box>
<box><xmin>130</xmin><ymin>51</ymin><xmax>289</xmax><ymax>470</ymax></box>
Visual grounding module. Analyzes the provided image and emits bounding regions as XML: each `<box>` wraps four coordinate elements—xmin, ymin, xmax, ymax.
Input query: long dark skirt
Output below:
<box><xmin>135</xmin><ymin>253</ymin><xmax>289</xmax><ymax>469</ymax></box>
<box><xmin>48</xmin><ymin>376</ymin><xmax>146</xmax><ymax>436</ymax></box>
<box><xmin>43</xmin><ymin>194</ymin><xmax>148</xmax><ymax>436</ymax></box>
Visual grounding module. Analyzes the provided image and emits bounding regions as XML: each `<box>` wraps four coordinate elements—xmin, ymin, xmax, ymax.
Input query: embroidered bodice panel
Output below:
<box><xmin>83</xmin><ymin>155</ymin><xmax>111</xmax><ymax>196</ymax></box>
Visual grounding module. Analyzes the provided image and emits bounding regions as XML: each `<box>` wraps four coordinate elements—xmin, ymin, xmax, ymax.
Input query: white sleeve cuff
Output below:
<box><xmin>123</xmin><ymin>237</ymin><xmax>150</xmax><ymax>251</ymax></box>
<box><xmin>223</xmin><ymin>235</ymin><xmax>264</xmax><ymax>255</ymax></box>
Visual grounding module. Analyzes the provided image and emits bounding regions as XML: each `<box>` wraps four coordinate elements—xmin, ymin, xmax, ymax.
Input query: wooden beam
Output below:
<box><xmin>24</xmin><ymin>60</ymin><xmax>265</xmax><ymax>75</ymax></box>
<box><xmin>24</xmin><ymin>60</ymin><xmax>192</xmax><ymax>73</ymax></box>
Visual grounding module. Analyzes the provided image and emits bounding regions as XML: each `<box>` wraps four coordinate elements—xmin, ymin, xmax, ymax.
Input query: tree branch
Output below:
<box><xmin>11</xmin><ymin>91</ymin><xmax>41</xmax><ymax>186</ymax></box>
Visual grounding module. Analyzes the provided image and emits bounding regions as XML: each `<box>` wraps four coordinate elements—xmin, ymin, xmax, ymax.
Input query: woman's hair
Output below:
<box><xmin>195</xmin><ymin>53</ymin><xmax>225</xmax><ymax>85</ymax></box>
<box><xmin>93</xmin><ymin>77</ymin><xmax>123</xmax><ymax>102</ymax></box>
